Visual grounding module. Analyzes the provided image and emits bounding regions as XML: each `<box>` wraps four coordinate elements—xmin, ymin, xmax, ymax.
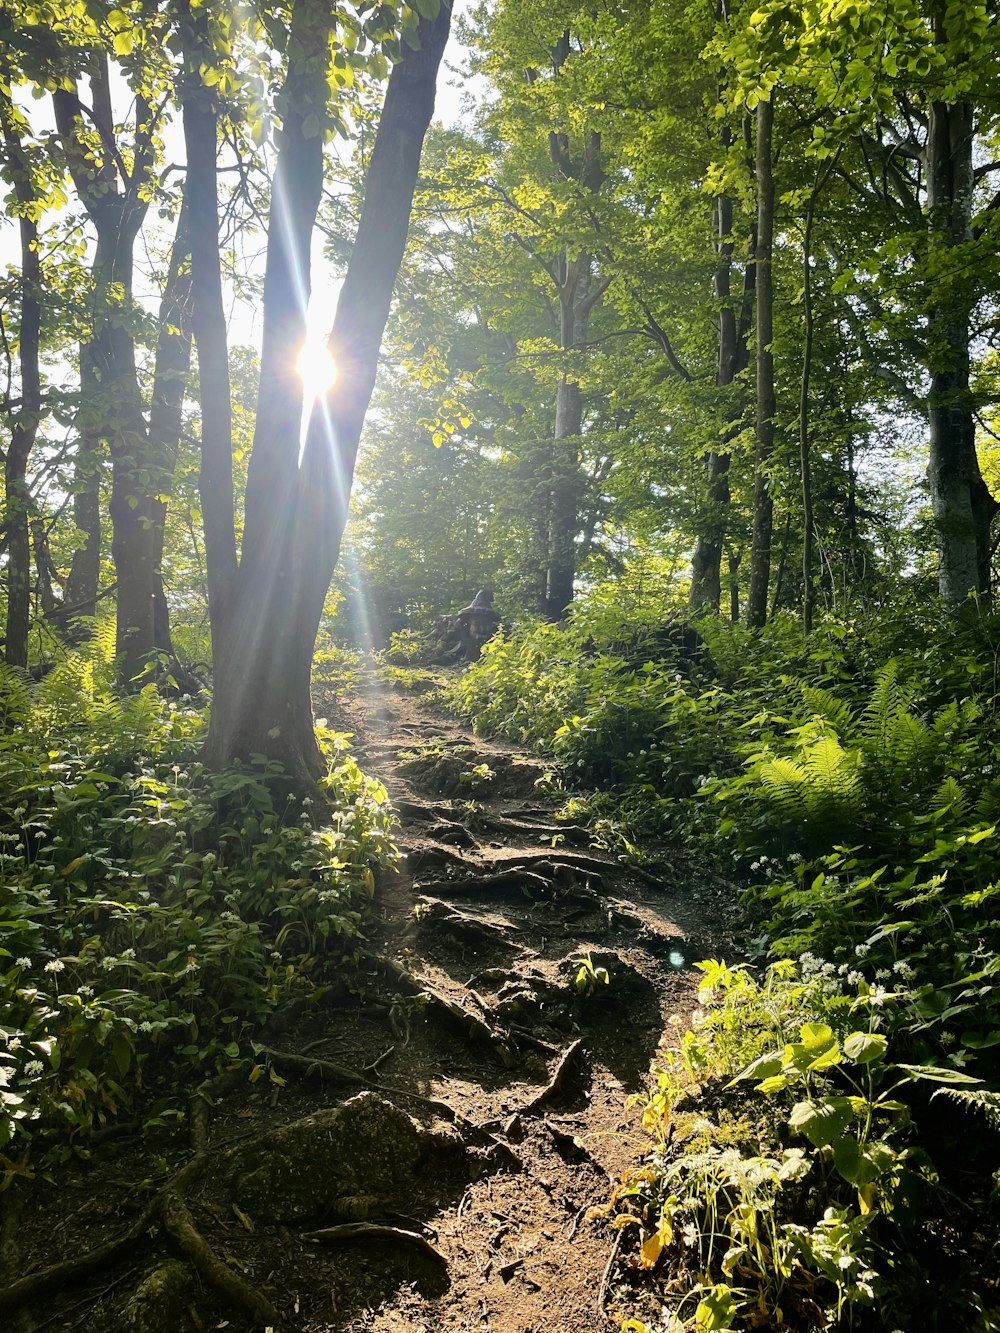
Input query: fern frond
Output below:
<box><xmin>799</xmin><ymin>686</ymin><xmax>855</xmax><ymax>735</ymax></box>
<box><xmin>931</xmin><ymin>776</ymin><xmax>968</xmax><ymax>821</ymax></box>
<box><xmin>931</xmin><ymin>1087</ymin><xmax>1000</xmax><ymax>1132</ymax></box>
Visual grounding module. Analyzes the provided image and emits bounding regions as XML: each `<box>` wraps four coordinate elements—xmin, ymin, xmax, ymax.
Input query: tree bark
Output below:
<box><xmin>147</xmin><ymin>206</ymin><xmax>194</xmax><ymax>654</ymax></box>
<box><xmin>925</xmin><ymin>93</ymin><xmax>997</xmax><ymax>600</ymax></box>
<box><xmin>180</xmin><ymin>20</ymin><xmax>238</xmax><ymax>653</ymax></box>
<box><xmin>0</xmin><ymin>81</ymin><xmax>42</xmax><ymax>667</ymax></box>
<box><xmin>689</xmin><ymin>177</ymin><xmax>754</xmax><ymax>613</ymax></box>
<box><xmin>205</xmin><ymin>0</ymin><xmax>453</xmax><ymax>776</ymax></box>
<box><xmin>746</xmin><ymin>96</ymin><xmax>776</xmax><ymax>629</ymax></box>
<box><xmin>54</xmin><ymin>69</ymin><xmax>162</xmax><ymax>679</ymax></box>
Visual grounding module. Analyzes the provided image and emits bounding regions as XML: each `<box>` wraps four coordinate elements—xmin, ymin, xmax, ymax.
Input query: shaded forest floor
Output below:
<box><xmin>3</xmin><ymin>674</ymin><xmax>742</xmax><ymax>1333</ymax></box>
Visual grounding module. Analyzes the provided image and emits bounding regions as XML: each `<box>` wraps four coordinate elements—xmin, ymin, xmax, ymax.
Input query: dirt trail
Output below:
<box><xmin>318</xmin><ymin>678</ymin><xmax>736</xmax><ymax>1332</ymax></box>
<box><xmin>4</xmin><ymin>678</ymin><xmax>738</xmax><ymax>1333</ymax></box>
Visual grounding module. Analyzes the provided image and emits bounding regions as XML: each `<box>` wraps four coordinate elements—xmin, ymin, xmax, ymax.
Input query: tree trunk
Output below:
<box><xmin>925</xmin><ymin>94</ymin><xmax>997</xmax><ymax>600</ymax></box>
<box><xmin>205</xmin><ymin>0</ymin><xmax>453</xmax><ymax>776</ymax></box>
<box><xmin>180</xmin><ymin>26</ymin><xmax>238</xmax><ymax>653</ymax></box>
<box><xmin>54</xmin><ymin>70</ymin><xmax>161</xmax><ymax>679</ymax></box>
<box><xmin>147</xmin><ymin>205</ymin><xmax>194</xmax><ymax>654</ymax></box>
<box><xmin>545</xmin><ymin>267</ymin><xmax>585</xmax><ymax>620</ymax></box>
<box><xmin>0</xmin><ymin>82</ymin><xmax>42</xmax><ymax>667</ymax></box>
<box><xmin>689</xmin><ymin>181</ymin><xmax>755</xmax><ymax>613</ymax></box>
<box><xmin>746</xmin><ymin>97</ymin><xmax>775</xmax><ymax>629</ymax></box>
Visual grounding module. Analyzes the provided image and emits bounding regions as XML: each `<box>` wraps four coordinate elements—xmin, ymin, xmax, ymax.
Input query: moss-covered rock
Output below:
<box><xmin>117</xmin><ymin>1261</ymin><xmax>195</xmax><ymax>1333</ymax></box>
<box><xmin>226</xmin><ymin>1091</ymin><xmax>466</xmax><ymax>1225</ymax></box>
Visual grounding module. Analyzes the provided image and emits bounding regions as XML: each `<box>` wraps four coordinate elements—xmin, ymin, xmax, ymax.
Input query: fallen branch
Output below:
<box><xmin>521</xmin><ymin>1039</ymin><xmax>585</xmax><ymax>1115</ymax></box>
<box><xmin>302</xmin><ymin>1221</ymin><xmax>446</xmax><ymax>1265</ymax></box>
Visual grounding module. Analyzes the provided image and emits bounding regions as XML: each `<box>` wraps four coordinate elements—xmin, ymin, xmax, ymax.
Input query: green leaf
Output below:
<box><xmin>843</xmin><ymin>1031</ymin><xmax>888</xmax><ymax>1064</ymax></box>
<box><xmin>896</xmin><ymin>1063</ymin><xmax>983</xmax><ymax>1086</ymax></box>
<box><xmin>696</xmin><ymin>1284</ymin><xmax>737</xmax><ymax>1332</ymax></box>
<box><xmin>788</xmin><ymin>1096</ymin><xmax>855</xmax><ymax>1148</ymax></box>
<box><xmin>727</xmin><ymin>1047</ymin><xmax>783</xmax><ymax>1086</ymax></box>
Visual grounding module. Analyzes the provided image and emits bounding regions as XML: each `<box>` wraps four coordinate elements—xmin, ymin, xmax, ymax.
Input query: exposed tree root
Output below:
<box><xmin>190</xmin><ymin>1064</ymin><xmax>248</xmax><ymax>1152</ymax></box>
<box><xmin>160</xmin><ymin>1189</ymin><xmax>278</xmax><ymax>1325</ymax></box>
<box><xmin>0</xmin><ymin>1208</ymin><xmax>154</xmax><ymax>1314</ymax></box>
<box><xmin>421</xmin><ymin>869</ymin><xmax>554</xmax><ymax>897</ymax></box>
<box><xmin>413</xmin><ymin>897</ymin><xmax>522</xmax><ymax>949</ymax></box>
<box><xmin>378</xmin><ymin>957</ymin><xmax>513</xmax><ymax>1059</ymax></box>
<box><xmin>302</xmin><ymin>1222</ymin><xmax>447</xmax><ymax>1265</ymax></box>
<box><xmin>520</xmin><ymin>1039</ymin><xmax>586</xmax><ymax>1115</ymax></box>
<box><xmin>260</xmin><ymin>1045</ymin><xmax>368</xmax><ymax>1087</ymax></box>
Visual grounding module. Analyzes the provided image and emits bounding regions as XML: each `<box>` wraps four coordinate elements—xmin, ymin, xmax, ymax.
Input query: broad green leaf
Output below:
<box><xmin>843</xmin><ymin>1031</ymin><xmax>888</xmax><ymax>1064</ymax></box>
<box><xmin>789</xmin><ymin>1096</ymin><xmax>855</xmax><ymax>1148</ymax></box>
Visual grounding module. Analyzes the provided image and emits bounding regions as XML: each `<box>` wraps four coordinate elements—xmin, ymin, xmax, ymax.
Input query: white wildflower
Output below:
<box><xmin>870</xmin><ymin>985</ymin><xmax>889</xmax><ymax>1007</ymax></box>
<box><xmin>847</xmin><ymin>970</ymin><xmax>864</xmax><ymax>986</ymax></box>
<box><xmin>855</xmin><ymin>943</ymin><xmax>871</xmax><ymax>957</ymax></box>
<box><xmin>43</xmin><ymin>959</ymin><xmax>65</xmax><ymax>974</ymax></box>
<box><xmin>15</xmin><ymin>957</ymin><xmax>31</xmax><ymax>969</ymax></box>
<box><xmin>24</xmin><ymin>1060</ymin><xmax>44</xmax><ymax>1076</ymax></box>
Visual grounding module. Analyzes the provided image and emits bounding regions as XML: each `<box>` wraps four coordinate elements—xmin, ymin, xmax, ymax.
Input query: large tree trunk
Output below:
<box><xmin>205</xmin><ymin>0</ymin><xmax>453</xmax><ymax>777</ymax></box>
<box><xmin>925</xmin><ymin>94</ymin><xmax>997</xmax><ymax>600</ymax></box>
<box><xmin>0</xmin><ymin>82</ymin><xmax>42</xmax><ymax>668</ymax></box>
<box><xmin>746</xmin><ymin>97</ymin><xmax>776</xmax><ymax>629</ymax></box>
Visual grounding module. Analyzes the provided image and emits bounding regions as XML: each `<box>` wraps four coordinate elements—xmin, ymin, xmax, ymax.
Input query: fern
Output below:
<box><xmin>799</xmin><ymin>685</ymin><xmax>855</xmax><ymax>734</ymax></box>
<box><xmin>931</xmin><ymin>1087</ymin><xmax>1000</xmax><ymax>1132</ymax></box>
<box><xmin>0</xmin><ymin>664</ymin><xmax>31</xmax><ymax>730</ymax></box>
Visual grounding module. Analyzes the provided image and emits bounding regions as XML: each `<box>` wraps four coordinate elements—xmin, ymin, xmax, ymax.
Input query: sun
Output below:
<box><xmin>296</xmin><ymin>338</ymin><xmax>338</xmax><ymax>399</ymax></box>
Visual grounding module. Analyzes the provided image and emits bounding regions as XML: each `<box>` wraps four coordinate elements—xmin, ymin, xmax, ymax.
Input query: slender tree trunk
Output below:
<box><xmin>545</xmin><ymin>271</ymin><xmax>585</xmax><ymax>619</ymax></box>
<box><xmin>205</xmin><ymin>0</ymin><xmax>453</xmax><ymax>776</ymax></box>
<box><xmin>147</xmin><ymin>206</ymin><xmax>194</xmax><ymax>653</ymax></box>
<box><xmin>0</xmin><ymin>83</ymin><xmax>42</xmax><ymax>667</ymax></box>
<box><xmin>925</xmin><ymin>92</ymin><xmax>997</xmax><ymax>600</ymax></box>
<box><xmin>746</xmin><ymin>96</ymin><xmax>775</xmax><ymax>629</ymax></box>
<box><xmin>180</xmin><ymin>33</ymin><xmax>238</xmax><ymax>654</ymax></box>
<box><xmin>799</xmin><ymin>187</ymin><xmax>818</xmax><ymax>632</ymax></box>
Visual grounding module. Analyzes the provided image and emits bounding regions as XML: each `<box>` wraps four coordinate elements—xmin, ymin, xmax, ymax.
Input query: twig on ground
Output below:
<box><xmin>596</xmin><ymin>1229</ymin><xmax>624</xmax><ymax>1320</ymax></box>
<box><xmin>302</xmin><ymin>1222</ymin><xmax>447</xmax><ymax>1265</ymax></box>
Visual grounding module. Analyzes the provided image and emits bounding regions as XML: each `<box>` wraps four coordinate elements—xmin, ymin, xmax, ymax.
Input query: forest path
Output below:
<box><xmin>5</xmin><ymin>676</ymin><xmax>738</xmax><ymax>1333</ymax></box>
<box><xmin>312</xmin><ymin>675</ymin><xmax>737</xmax><ymax>1333</ymax></box>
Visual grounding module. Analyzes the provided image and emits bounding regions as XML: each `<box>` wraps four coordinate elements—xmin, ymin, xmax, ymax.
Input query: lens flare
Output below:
<box><xmin>296</xmin><ymin>339</ymin><xmax>338</xmax><ymax>399</ymax></box>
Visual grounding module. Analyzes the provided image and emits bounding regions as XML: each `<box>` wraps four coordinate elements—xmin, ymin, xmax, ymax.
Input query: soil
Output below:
<box><xmin>1</xmin><ymin>674</ymin><xmax>742</xmax><ymax>1333</ymax></box>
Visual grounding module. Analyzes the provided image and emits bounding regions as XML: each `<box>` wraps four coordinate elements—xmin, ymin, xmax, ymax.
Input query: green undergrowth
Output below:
<box><xmin>0</xmin><ymin>630</ymin><xmax>394</xmax><ymax>1189</ymax></box>
<box><xmin>449</xmin><ymin>588</ymin><xmax>1000</xmax><ymax>1330</ymax></box>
